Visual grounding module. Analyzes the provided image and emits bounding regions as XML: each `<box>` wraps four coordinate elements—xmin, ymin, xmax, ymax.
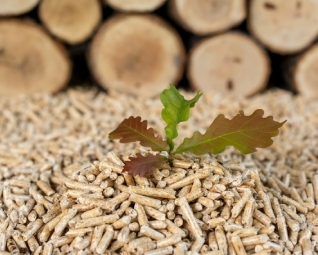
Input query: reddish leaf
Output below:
<box><xmin>109</xmin><ymin>116</ymin><xmax>169</xmax><ymax>152</ymax></box>
<box><xmin>175</xmin><ymin>109</ymin><xmax>286</xmax><ymax>155</ymax></box>
<box><xmin>123</xmin><ymin>153</ymin><xmax>168</xmax><ymax>177</ymax></box>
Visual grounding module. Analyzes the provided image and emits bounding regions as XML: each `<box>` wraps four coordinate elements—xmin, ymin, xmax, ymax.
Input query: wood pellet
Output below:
<box><xmin>0</xmin><ymin>88</ymin><xmax>318</xmax><ymax>254</ymax></box>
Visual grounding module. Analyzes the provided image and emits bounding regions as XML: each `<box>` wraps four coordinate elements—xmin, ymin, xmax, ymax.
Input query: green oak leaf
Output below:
<box><xmin>160</xmin><ymin>85</ymin><xmax>202</xmax><ymax>151</ymax></box>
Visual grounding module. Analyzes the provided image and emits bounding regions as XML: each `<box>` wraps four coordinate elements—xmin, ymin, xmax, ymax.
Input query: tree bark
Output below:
<box><xmin>105</xmin><ymin>0</ymin><xmax>167</xmax><ymax>12</ymax></box>
<box><xmin>39</xmin><ymin>0</ymin><xmax>102</xmax><ymax>45</ymax></box>
<box><xmin>289</xmin><ymin>44</ymin><xmax>318</xmax><ymax>98</ymax></box>
<box><xmin>169</xmin><ymin>0</ymin><xmax>246</xmax><ymax>35</ymax></box>
<box><xmin>88</xmin><ymin>14</ymin><xmax>185</xmax><ymax>98</ymax></box>
<box><xmin>187</xmin><ymin>32</ymin><xmax>270</xmax><ymax>97</ymax></box>
<box><xmin>248</xmin><ymin>0</ymin><xmax>318</xmax><ymax>55</ymax></box>
<box><xmin>0</xmin><ymin>19</ymin><xmax>71</xmax><ymax>96</ymax></box>
<box><xmin>0</xmin><ymin>0</ymin><xmax>40</xmax><ymax>16</ymax></box>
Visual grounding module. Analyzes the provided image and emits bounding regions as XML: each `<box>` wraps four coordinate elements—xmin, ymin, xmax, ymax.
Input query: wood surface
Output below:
<box><xmin>188</xmin><ymin>32</ymin><xmax>270</xmax><ymax>97</ymax></box>
<box><xmin>0</xmin><ymin>0</ymin><xmax>40</xmax><ymax>16</ymax></box>
<box><xmin>292</xmin><ymin>44</ymin><xmax>318</xmax><ymax>98</ymax></box>
<box><xmin>88</xmin><ymin>15</ymin><xmax>185</xmax><ymax>98</ymax></box>
<box><xmin>39</xmin><ymin>0</ymin><xmax>102</xmax><ymax>45</ymax></box>
<box><xmin>105</xmin><ymin>0</ymin><xmax>166</xmax><ymax>12</ymax></box>
<box><xmin>169</xmin><ymin>0</ymin><xmax>246</xmax><ymax>35</ymax></box>
<box><xmin>0</xmin><ymin>0</ymin><xmax>317</xmax><ymax>97</ymax></box>
<box><xmin>0</xmin><ymin>19</ymin><xmax>71</xmax><ymax>96</ymax></box>
<box><xmin>248</xmin><ymin>0</ymin><xmax>318</xmax><ymax>54</ymax></box>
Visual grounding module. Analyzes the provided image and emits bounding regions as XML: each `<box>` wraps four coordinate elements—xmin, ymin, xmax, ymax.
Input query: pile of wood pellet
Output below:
<box><xmin>0</xmin><ymin>88</ymin><xmax>318</xmax><ymax>255</ymax></box>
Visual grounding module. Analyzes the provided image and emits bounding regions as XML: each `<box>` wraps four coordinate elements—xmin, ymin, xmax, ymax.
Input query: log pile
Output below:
<box><xmin>1</xmin><ymin>0</ymin><xmax>318</xmax><ymax>97</ymax></box>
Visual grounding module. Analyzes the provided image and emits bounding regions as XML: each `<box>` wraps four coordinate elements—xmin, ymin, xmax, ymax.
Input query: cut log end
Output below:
<box><xmin>39</xmin><ymin>0</ymin><xmax>102</xmax><ymax>45</ymax></box>
<box><xmin>293</xmin><ymin>44</ymin><xmax>318</xmax><ymax>98</ymax></box>
<box><xmin>170</xmin><ymin>0</ymin><xmax>246</xmax><ymax>35</ymax></box>
<box><xmin>0</xmin><ymin>0</ymin><xmax>40</xmax><ymax>16</ymax></box>
<box><xmin>0</xmin><ymin>19</ymin><xmax>71</xmax><ymax>96</ymax></box>
<box><xmin>248</xmin><ymin>0</ymin><xmax>318</xmax><ymax>54</ymax></box>
<box><xmin>88</xmin><ymin>15</ymin><xmax>185</xmax><ymax>98</ymax></box>
<box><xmin>188</xmin><ymin>32</ymin><xmax>270</xmax><ymax>97</ymax></box>
<box><xmin>105</xmin><ymin>0</ymin><xmax>167</xmax><ymax>12</ymax></box>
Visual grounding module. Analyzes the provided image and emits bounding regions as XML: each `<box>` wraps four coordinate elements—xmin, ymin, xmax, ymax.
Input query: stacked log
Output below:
<box><xmin>187</xmin><ymin>32</ymin><xmax>269</xmax><ymax>97</ymax></box>
<box><xmin>291</xmin><ymin>44</ymin><xmax>318</xmax><ymax>98</ymax></box>
<box><xmin>0</xmin><ymin>0</ymin><xmax>318</xmax><ymax>97</ymax></box>
<box><xmin>169</xmin><ymin>0</ymin><xmax>246</xmax><ymax>35</ymax></box>
<box><xmin>38</xmin><ymin>0</ymin><xmax>102</xmax><ymax>45</ymax></box>
<box><xmin>88</xmin><ymin>15</ymin><xmax>185</xmax><ymax>98</ymax></box>
<box><xmin>0</xmin><ymin>19</ymin><xmax>71</xmax><ymax>96</ymax></box>
<box><xmin>248</xmin><ymin>0</ymin><xmax>318</xmax><ymax>54</ymax></box>
<box><xmin>0</xmin><ymin>0</ymin><xmax>40</xmax><ymax>16</ymax></box>
<box><xmin>104</xmin><ymin>0</ymin><xmax>167</xmax><ymax>12</ymax></box>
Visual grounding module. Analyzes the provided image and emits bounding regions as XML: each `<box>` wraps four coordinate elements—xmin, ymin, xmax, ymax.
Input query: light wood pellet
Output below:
<box><xmin>0</xmin><ymin>88</ymin><xmax>318</xmax><ymax>254</ymax></box>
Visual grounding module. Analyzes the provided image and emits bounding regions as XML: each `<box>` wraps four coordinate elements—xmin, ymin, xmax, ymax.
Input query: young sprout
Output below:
<box><xmin>109</xmin><ymin>85</ymin><xmax>286</xmax><ymax>176</ymax></box>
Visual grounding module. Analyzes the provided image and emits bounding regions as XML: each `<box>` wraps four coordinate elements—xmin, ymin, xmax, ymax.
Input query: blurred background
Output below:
<box><xmin>1</xmin><ymin>0</ymin><xmax>318</xmax><ymax>98</ymax></box>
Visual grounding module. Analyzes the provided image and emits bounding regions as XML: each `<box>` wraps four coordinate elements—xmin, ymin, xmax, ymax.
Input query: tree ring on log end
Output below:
<box><xmin>0</xmin><ymin>19</ymin><xmax>71</xmax><ymax>96</ymax></box>
<box><xmin>88</xmin><ymin>15</ymin><xmax>185</xmax><ymax>98</ymax></box>
<box><xmin>188</xmin><ymin>32</ymin><xmax>270</xmax><ymax>97</ymax></box>
<box><xmin>170</xmin><ymin>0</ymin><xmax>246</xmax><ymax>35</ymax></box>
<box><xmin>0</xmin><ymin>0</ymin><xmax>40</xmax><ymax>16</ymax></box>
<box><xmin>294</xmin><ymin>44</ymin><xmax>318</xmax><ymax>98</ymax></box>
<box><xmin>248</xmin><ymin>0</ymin><xmax>318</xmax><ymax>54</ymax></box>
<box><xmin>39</xmin><ymin>0</ymin><xmax>102</xmax><ymax>45</ymax></box>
